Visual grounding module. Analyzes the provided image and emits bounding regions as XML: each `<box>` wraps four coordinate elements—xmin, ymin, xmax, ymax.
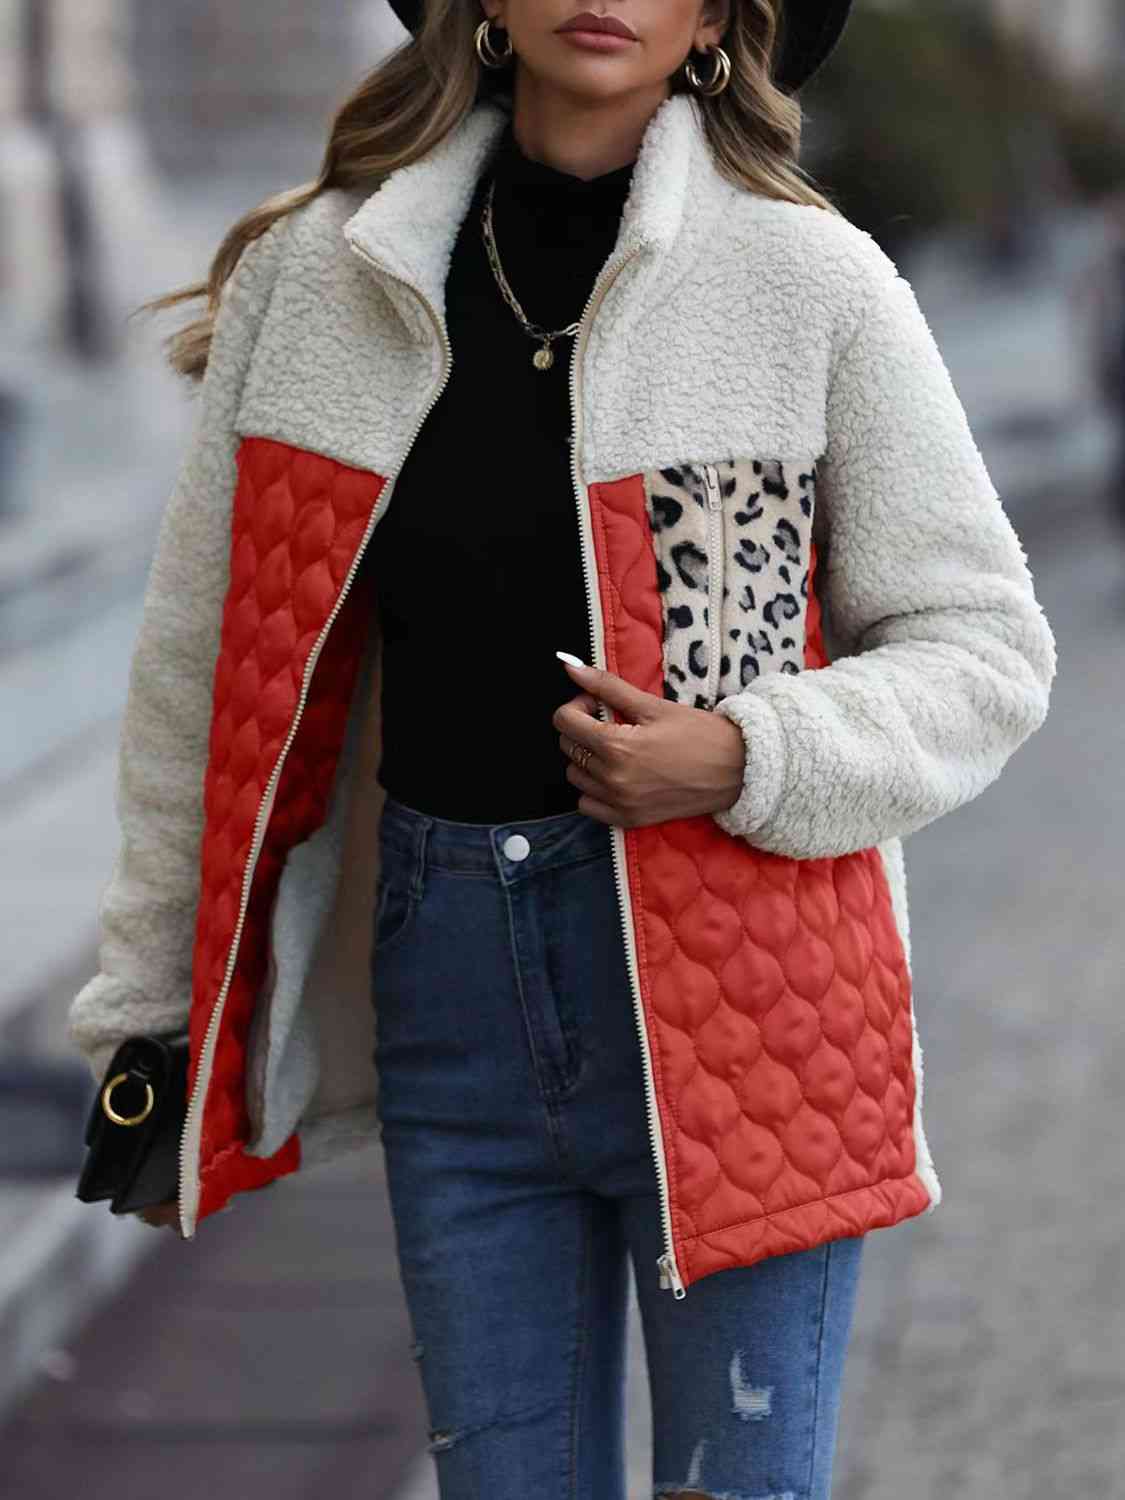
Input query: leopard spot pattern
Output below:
<box><xmin>642</xmin><ymin>457</ymin><xmax>817</xmax><ymax>707</ymax></box>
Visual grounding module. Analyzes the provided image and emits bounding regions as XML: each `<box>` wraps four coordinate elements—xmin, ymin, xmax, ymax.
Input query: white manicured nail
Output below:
<box><xmin>556</xmin><ymin>651</ymin><xmax>587</xmax><ymax>668</ymax></box>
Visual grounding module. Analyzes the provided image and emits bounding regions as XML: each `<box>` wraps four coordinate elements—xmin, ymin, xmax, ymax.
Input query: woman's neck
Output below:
<box><xmin>504</xmin><ymin>80</ymin><xmax>666</xmax><ymax>180</ymax></box>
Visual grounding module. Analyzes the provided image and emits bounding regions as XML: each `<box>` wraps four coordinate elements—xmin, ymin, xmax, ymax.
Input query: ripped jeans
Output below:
<box><xmin>370</xmin><ymin>792</ymin><xmax>866</xmax><ymax>1500</ymax></box>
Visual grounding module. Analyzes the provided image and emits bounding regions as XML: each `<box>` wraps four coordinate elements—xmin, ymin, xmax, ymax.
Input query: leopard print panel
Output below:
<box><xmin>642</xmin><ymin>458</ymin><xmax>817</xmax><ymax>709</ymax></box>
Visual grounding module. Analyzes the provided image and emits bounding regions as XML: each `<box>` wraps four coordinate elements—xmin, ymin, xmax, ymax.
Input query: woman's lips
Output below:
<box><xmin>557</xmin><ymin>28</ymin><xmax>637</xmax><ymax>50</ymax></box>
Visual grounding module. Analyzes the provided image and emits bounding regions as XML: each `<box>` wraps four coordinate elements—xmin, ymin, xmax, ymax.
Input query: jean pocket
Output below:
<box><xmin>372</xmin><ymin>847</ymin><xmax>422</xmax><ymax>959</ymax></box>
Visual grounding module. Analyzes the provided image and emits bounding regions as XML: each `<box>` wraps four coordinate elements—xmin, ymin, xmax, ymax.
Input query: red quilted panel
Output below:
<box><xmin>586</xmin><ymin>474</ymin><xmax>931</xmax><ymax>1291</ymax></box>
<box><xmin>188</xmin><ymin>438</ymin><xmax>385</xmax><ymax>1219</ymax></box>
<box><xmin>805</xmin><ymin>535</ymin><xmax>829</xmax><ymax>671</ymax></box>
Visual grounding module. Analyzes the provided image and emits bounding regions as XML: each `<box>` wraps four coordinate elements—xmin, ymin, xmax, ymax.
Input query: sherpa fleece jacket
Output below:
<box><xmin>67</xmin><ymin>89</ymin><xmax>1056</xmax><ymax>1297</ymax></box>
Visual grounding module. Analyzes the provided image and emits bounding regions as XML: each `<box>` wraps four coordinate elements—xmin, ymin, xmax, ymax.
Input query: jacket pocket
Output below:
<box><xmin>643</xmin><ymin>456</ymin><xmax>817</xmax><ymax>709</ymax></box>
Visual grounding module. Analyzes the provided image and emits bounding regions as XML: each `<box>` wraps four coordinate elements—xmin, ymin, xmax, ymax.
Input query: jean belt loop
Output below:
<box><xmin>411</xmin><ymin>815</ymin><xmax>432</xmax><ymax>903</ymax></box>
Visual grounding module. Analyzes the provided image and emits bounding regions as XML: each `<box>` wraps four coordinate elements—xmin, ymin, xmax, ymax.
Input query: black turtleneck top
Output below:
<box><xmin>364</xmin><ymin>118</ymin><xmax>636</xmax><ymax>823</ymax></box>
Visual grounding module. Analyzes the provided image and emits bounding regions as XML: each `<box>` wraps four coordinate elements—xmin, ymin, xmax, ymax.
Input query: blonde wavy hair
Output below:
<box><xmin>141</xmin><ymin>0</ymin><xmax>840</xmax><ymax>379</ymax></box>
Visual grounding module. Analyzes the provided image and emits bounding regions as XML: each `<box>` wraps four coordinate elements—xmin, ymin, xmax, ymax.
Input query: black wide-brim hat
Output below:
<box><xmin>383</xmin><ymin>0</ymin><xmax>853</xmax><ymax>94</ymax></box>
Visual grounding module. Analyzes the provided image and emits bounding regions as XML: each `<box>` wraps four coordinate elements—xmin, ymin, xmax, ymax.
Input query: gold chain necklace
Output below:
<box><xmin>481</xmin><ymin>176</ymin><xmax>582</xmax><ymax>371</ymax></box>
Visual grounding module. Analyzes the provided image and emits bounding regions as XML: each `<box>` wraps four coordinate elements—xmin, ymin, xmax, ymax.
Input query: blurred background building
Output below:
<box><xmin>132</xmin><ymin>0</ymin><xmax>379</xmax><ymax>175</ymax></box>
<box><xmin>1</xmin><ymin>2</ymin><xmax>1124</xmax><ymax>1497</ymax></box>
<box><xmin>990</xmin><ymin>0</ymin><xmax>1125</xmax><ymax>91</ymax></box>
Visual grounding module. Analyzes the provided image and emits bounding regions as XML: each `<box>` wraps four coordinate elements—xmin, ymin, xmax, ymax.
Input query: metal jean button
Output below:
<box><xmin>502</xmin><ymin>833</ymin><xmax>531</xmax><ymax>862</ymax></box>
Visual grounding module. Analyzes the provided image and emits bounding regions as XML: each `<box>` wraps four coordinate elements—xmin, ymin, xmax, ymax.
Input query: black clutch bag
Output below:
<box><xmin>75</xmin><ymin>1032</ymin><xmax>190</xmax><ymax>1215</ymax></box>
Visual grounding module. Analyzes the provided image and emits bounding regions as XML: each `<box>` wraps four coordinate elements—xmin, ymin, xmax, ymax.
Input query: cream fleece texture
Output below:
<box><xmin>711</xmin><ymin>253</ymin><xmax>1057</xmax><ymax>856</ymax></box>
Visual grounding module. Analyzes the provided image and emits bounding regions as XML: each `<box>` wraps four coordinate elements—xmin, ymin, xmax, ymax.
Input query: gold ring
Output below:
<box><xmin>101</xmin><ymin>1071</ymin><xmax>155</xmax><ymax>1127</ymax></box>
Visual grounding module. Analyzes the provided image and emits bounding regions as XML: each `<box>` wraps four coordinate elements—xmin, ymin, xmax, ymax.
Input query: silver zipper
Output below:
<box><xmin>178</xmin><ymin>245</ymin><xmax>454</xmax><ymax>1240</ymax></box>
<box><xmin>568</xmin><ymin>243</ymin><xmax>686</xmax><ymax>1299</ymax></box>
<box><xmin>702</xmin><ymin>463</ymin><xmax>724</xmax><ymax>708</ymax></box>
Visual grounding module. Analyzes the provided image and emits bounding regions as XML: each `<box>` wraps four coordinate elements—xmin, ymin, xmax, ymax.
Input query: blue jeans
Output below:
<box><xmin>370</xmin><ymin>792</ymin><xmax>865</xmax><ymax>1500</ymax></box>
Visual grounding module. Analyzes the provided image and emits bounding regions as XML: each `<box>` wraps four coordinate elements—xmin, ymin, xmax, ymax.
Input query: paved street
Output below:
<box><xmin>0</xmin><ymin>1145</ymin><xmax>426</xmax><ymax>1499</ymax></box>
<box><xmin>2</xmin><ymin>479</ymin><xmax>1122</xmax><ymax>1497</ymax></box>
<box><xmin>832</xmin><ymin>483</ymin><xmax>1125</xmax><ymax>1499</ymax></box>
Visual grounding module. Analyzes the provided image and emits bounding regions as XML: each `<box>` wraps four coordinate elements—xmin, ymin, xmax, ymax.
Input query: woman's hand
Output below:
<box><xmin>132</xmin><ymin>1180</ymin><xmax>267</xmax><ymax>1235</ymax></box>
<box><xmin>134</xmin><ymin>1200</ymin><xmax>184</xmax><ymax>1235</ymax></box>
<box><xmin>552</xmin><ymin>656</ymin><xmax>746</xmax><ymax>829</ymax></box>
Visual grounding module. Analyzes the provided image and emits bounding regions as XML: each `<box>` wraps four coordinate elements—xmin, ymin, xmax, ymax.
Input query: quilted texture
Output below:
<box><xmin>189</xmin><ymin>437</ymin><xmax>383</xmax><ymax>1219</ymax></box>
<box><xmin>587</xmin><ymin>473</ymin><xmax>932</xmax><ymax>1290</ymax></box>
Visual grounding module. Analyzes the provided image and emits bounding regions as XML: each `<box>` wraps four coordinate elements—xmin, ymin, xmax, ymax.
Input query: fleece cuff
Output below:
<box><xmin>709</xmin><ymin>688</ymin><xmax>788</xmax><ymax>844</ymax></box>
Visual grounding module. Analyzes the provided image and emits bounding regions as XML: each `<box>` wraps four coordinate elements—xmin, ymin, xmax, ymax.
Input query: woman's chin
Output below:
<box><xmin>520</xmin><ymin>51</ymin><xmax>654</xmax><ymax>103</ymax></box>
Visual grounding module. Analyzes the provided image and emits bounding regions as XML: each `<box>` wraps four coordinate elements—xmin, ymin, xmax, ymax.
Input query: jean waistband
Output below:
<box><xmin>377</xmin><ymin>791</ymin><xmax>613</xmax><ymax>884</ymax></box>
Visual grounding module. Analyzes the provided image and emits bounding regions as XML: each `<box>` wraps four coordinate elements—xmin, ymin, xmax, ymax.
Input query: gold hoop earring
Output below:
<box><xmin>684</xmin><ymin>42</ymin><xmax>730</xmax><ymax>96</ymax></box>
<box><xmin>475</xmin><ymin>17</ymin><xmax>513</xmax><ymax>68</ymax></box>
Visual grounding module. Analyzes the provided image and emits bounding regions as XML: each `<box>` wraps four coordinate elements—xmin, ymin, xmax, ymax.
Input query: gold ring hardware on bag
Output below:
<box><xmin>101</xmin><ymin>1071</ymin><xmax>155</xmax><ymax>1127</ymax></box>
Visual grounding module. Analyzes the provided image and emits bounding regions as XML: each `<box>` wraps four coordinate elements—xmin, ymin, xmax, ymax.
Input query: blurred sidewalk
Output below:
<box><xmin>0</xmin><ymin>1144</ymin><xmax>427</xmax><ymax>1500</ymax></box>
<box><xmin>905</xmin><ymin>213</ymin><xmax>1119</xmax><ymax>510</ymax></box>
<box><xmin>0</xmin><ymin>163</ymin><xmax>312</xmax><ymax>1419</ymax></box>
<box><xmin>831</xmin><ymin>487</ymin><xmax>1125</xmax><ymax>1497</ymax></box>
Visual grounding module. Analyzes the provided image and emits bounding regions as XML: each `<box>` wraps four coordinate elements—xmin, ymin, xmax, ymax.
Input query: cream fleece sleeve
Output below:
<box><xmin>711</xmin><ymin>255</ymin><xmax>1057</xmax><ymax>859</ymax></box>
<box><xmin>66</xmin><ymin>219</ymin><xmax>290</xmax><ymax>1080</ymax></box>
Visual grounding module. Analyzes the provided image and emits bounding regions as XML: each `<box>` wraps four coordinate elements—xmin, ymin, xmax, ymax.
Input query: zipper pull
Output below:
<box><xmin>702</xmin><ymin>464</ymin><xmax>722</xmax><ymax>510</ymax></box>
<box><xmin>657</xmin><ymin>1251</ymin><xmax>687</xmax><ymax>1298</ymax></box>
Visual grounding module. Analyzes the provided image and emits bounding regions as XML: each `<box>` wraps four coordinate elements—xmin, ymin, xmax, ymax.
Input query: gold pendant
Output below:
<box><xmin>533</xmin><ymin>344</ymin><xmax>554</xmax><ymax>371</ymax></box>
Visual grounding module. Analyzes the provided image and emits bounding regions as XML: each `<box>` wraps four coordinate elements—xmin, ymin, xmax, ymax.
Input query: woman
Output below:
<box><xmin>68</xmin><ymin>0</ymin><xmax>1057</xmax><ymax>1494</ymax></box>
